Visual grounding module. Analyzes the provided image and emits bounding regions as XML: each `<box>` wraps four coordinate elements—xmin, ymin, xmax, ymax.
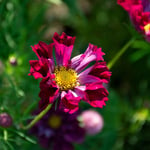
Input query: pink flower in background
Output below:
<box><xmin>29</xmin><ymin>32</ymin><xmax>111</xmax><ymax>113</ymax></box>
<box><xmin>117</xmin><ymin>0</ymin><xmax>150</xmax><ymax>42</ymax></box>
<box><xmin>79</xmin><ymin>110</ymin><xmax>104</xmax><ymax>135</ymax></box>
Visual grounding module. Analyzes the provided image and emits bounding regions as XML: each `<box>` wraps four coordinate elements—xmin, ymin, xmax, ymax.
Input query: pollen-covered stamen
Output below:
<box><xmin>54</xmin><ymin>66</ymin><xmax>78</xmax><ymax>91</ymax></box>
<box><xmin>144</xmin><ymin>23</ymin><xmax>150</xmax><ymax>35</ymax></box>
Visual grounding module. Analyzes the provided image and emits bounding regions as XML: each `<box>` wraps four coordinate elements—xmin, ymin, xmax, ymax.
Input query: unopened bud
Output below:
<box><xmin>0</xmin><ymin>113</ymin><xmax>13</xmax><ymax>128</ymax></box>
<box><xmin>9</xmin><ymin>56</ymin><xmax>17</xmax><ymax>66</ymax></box>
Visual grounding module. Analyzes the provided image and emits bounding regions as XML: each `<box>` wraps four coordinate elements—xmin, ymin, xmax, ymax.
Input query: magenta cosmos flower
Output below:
<box><xmin>117</xmin><ymin>0</ymin><xmax>150</xmax><ymax>42</ymax></box>
<box><xmin>29</xmin><ymin>32</ymin><xmax>111</xmax><ymax>113</ymax></box>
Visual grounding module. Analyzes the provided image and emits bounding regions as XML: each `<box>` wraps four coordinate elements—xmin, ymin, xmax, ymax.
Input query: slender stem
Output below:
<box><xmin>23</xmin><ymin>104</ymin><xmax>52</xmax><ymax>130</ymax></box>
<box><xmin>107</xmin><ymin>38</ymin><xmax>135</xmax><ymax>69</ymax></box>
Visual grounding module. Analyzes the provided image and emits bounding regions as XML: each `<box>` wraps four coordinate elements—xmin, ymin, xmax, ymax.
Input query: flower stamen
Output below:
<box><xmin>54</xmin><ymin>66</ymin><xmax>78</xmax><ymax>91</ymax></box>
<box><xmin>144</xmin><ymin>23</ymin><xmax>150</xmax><ymax>35</ymax></box>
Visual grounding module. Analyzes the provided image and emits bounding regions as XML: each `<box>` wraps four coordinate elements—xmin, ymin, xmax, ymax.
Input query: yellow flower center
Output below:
<box><xmin>54</xmin><ymin>66</ymin><xmax>78</xmax><ymax>91</ymax></box>
<box><xmin>144</xmin><ymin>23</ymin><xmax>150</xmax><ymax>35</ymax></box>
<box><xmin>48</xmin><ymin>115</ymin><xmax>61</xmax><ymax>129</ymax></box>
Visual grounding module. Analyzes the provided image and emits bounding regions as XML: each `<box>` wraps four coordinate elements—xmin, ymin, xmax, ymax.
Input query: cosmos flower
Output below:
<box><xmin>29</xmin><ymin>108</ymin><xmax>85</xmax><ymax>150</ymax></box>
<box><xmin>117</xmin><ymin>0</ymin><xmax>150</xmax><ymax>42</ymax></box>
<box><xmin>29</xmin><ymin>32</ymin><xmax>111</xmax><ymax>113</ymax></box>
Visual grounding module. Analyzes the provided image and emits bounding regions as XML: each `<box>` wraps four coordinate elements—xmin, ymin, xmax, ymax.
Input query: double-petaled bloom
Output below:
<box><xmin>29</xmin><ymin>32</ymin><xmax>111</xmax><ymax>113</ymax></box>
<box><xmin>117</xmin><ymin>0</ymin><xmax>150</xmax><ymax>42</ymax></box>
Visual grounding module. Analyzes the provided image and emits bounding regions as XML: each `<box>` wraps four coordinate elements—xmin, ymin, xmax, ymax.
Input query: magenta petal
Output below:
<box><xmin>78</xmin><ymin>75</ymin><xmax>101</xmax><ymax>85</ymax></box>
<box><xmin>84</xmin><ymin>43</ymin><xmax>105</xmax><ymax>61</ymax></box>
<box><xmin>52</xmin><ymin>32</ymin><xmax>75</xmax><ymax>66</ymax></box>
<box><xmin>85</xmin><ymin>82</ymin><xmax>109</xmax><ymax>108</ymax></box>
<box><xmin>32</xmin><ymin>41</ymin><xmax>53</xmax><ymax>59</ymax></box>
<box><xmin>71</xmin><ymin>54</ymin><xmax>83</xmax><ymax>69</ymax></box>
<box><xmin>48</xmin><ymin>58</ymin><xmax>55</xmax><ymax>74</ymax></box>
<box><xmin>73</xmin><ymin>44</ymin><xmax>105</xmax><ymax>73</ymax></box>
<box><xmin>39</xmin><ymin>77</ymin><xmax>59</xmax><ymax>109</ymax></box>
<box><xmin>117</xmin><ymin>0</ymin><xmax>141</xmax><ymax>11</ymax></box>
<box><xmin>60</xmin><ymin>91</ymin><xmax>81</xmax><ymax>114</ymax></box>
<box><xmin>39</xmin><ymin>99</ymin><xmax>50</xmax><ymax>111</ymax></box>
<box><xmin>29</xmin><ymin>58</ymin><xmax>50</xmax><ymax>79</ymax></box>
<box><xmin>74</xmin><ymin>86</ymin><xmax>86</xmax><ymax>99</ymax></box>
<box><xmin>89</xmin><ymin>62</ymin><xmax>112</xmax><ymax>83</ymax></box>
<box><xmin>129</xmin><ymin>4</ymin><xmax>144</xmax><ymax>30</ymax></box>
<box><xmin>78</xmin><ymin>65</ymin><xmax>93</xmax><ymax>77</ymax></box>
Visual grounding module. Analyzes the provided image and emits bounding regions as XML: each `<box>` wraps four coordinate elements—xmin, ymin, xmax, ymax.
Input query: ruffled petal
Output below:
<box><xmin>117</xmin><ymin>0</ymin><xmax>141</xmax><ymax>11</ymax></box>
<box><xmin>60</xmin><ymin>91</ymin><xmax>81</xmax><ymax>114</ymax></box>
<box><xmin>48</xmin><ymin>58</ymin><xmax>55</xmax><ymax>74</ymax></box>
<box><xmin>78</xmin><ymin>65</ymin><xmax>93</xmax><ymax>77</ymax></box>
<box><xmin>53</xmin><ymin>32</ymin><xmax>75</xmax><ymax>66</ymax></box>
<box><xmin>74</xmin><ymin>86</ymin><xmax>86</xmax><ymax>99</ymax></box>
<box><xmin>29</xmin><ymin>58</ymin><xmax>50</xmax><ymax>79</ymax></box>
<box><xmin>78</xmin><ymin>62</ymin><xmax>111</xmax><ymax>83</ymax></box>
<box><xmin>89</xmin><ymin>62</ymin><xmax>111</xmax><ymax>83</ymax></box>
<box><xmin>85</xmin><ymin>82</ymin><xmax>109</xmax><ymax>108</ymax></box>
<box><xmin>32</xmin><ymin>41</ymin><xmax>53</xmax><ymax>59</ymax></box>
<box><xmin>39</xmin><ymin>77</ymin><xmax>59</xmax><ymax>109</ymax></box>
<box><xmin>129</xmin><ymin>4</ymin><xmax>145</xmax><ymax>31</ymax></box>
<box><xmin>72</xmin><ymin>43</ymin><xmax>105</xmax><ymax>73</ymax></box>
<box><xmin>71</xmin><ymin>54</ymin><xmax>82</xmax><ymax>69</ymax></box>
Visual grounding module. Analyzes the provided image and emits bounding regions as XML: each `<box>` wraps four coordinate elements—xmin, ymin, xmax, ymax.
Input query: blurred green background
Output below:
<box><xmin>0</xmin><ymin>0</ymin><xmax>150</xmax><ymax>150</ymax></box>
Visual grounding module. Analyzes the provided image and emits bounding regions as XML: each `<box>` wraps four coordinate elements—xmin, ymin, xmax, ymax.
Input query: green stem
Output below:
<box><xmin>107</xmin><ymin>38</ymin><xmax>135</xmax><ymax>69</ymax></box>
<box><xmin>23</xmin><ymin>104</ymin><xmax>52</xmax><ymax>130</ymax></box>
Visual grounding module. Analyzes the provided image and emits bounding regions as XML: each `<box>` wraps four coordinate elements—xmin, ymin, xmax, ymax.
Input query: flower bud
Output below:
<box><xmin>80</xmin><ymin>110</ymin><xmax>104</xmax><ymax>135</ymax></box>
<box><xmin>9</xmin><ymin>56</ymin><xmax>17</xmax><ymax>66</ymax></box>
<box><xmin>0</xmin><ymin>113</ymin><xmax>13</xmax><ymax>128</ymax></box>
